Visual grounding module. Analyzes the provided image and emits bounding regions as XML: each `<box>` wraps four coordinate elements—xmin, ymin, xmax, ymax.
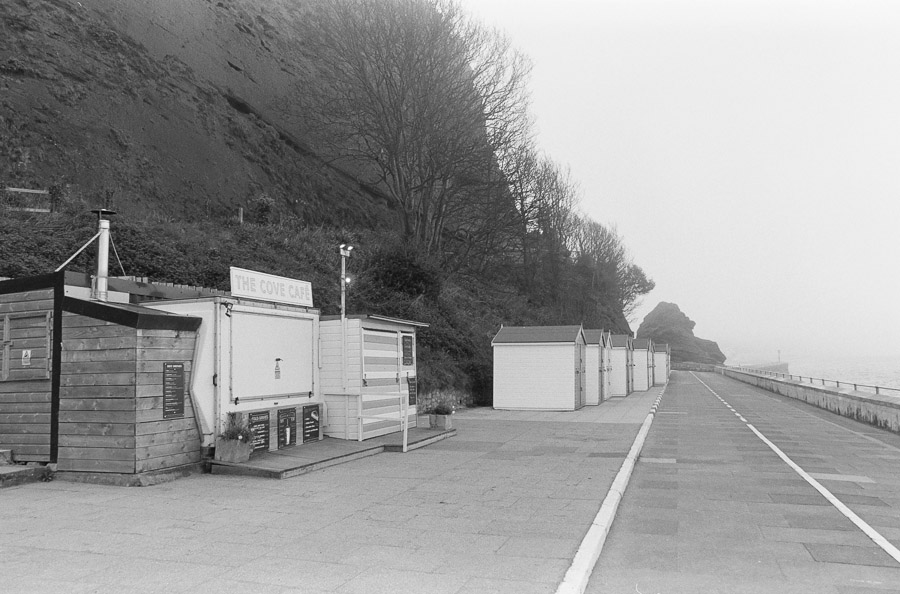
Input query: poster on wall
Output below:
<box><xmin>162</xmin><ymin>362</ymin><xmax>185</xmax><ymax>419</ymax></box>
<box><xmin>302</xmin><ymin>405</ymin><xmax>320</xmax><ymax>443</ymax></box>
<box><xmin>278</xmin><ymin>408</ymin><xmax>297</xmax><ymax>448</ymax></box>
<box><xmin>248</xmin><ymin>411</ymin><xmax>270</xmax><ymax>452</ymax></box>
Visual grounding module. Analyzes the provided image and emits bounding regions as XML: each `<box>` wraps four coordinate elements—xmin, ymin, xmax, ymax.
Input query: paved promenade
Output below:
<box><xmin>6</xmin><ymin>373</ymin><xmax>900</xmax><ymax>593</ymax></box>
<box><xmin>2</xmin><ymin>390</ymin><xmax>660</xmax><ymax>594</ymax></box>
<box><xmin>590</xmin><ymin>371</ymin><xmax>900</xmax><ymax>594</ymax></box>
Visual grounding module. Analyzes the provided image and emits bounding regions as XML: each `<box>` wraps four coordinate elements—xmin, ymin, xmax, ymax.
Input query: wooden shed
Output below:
<box><xmin>584</xmin><ymin>329</ymin><xmax>612</xmax><ymax>406</ymax></box>
<box><xmin>653</xmin><ymin>343</ymin><xmax>670</xmax><ymax>386</ymax></box>
<box><xmin>609</xmin><ymin>334</ymin><xmax>632</xmax><ymax>397</ymax></box>
<box><xmin>491</xmin><ymin>325</ymin><xmax>586</xmax><ymax>411</ymax></box>
<box><xmin>632</xmin><ymin>338</ymin><xmax>653</xmax><ymax>392</ymax></box>
<box><xmin>319</xmin><ymin>314</ymin><xmax>427</xmax><ymax>441</ymax></box>
<box><xmin>0</xmin><ymin>271</ymin><xmax>203</xmax><ymax>480</ymax></box>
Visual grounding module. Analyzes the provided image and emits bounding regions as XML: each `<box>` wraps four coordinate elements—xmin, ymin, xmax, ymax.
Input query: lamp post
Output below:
<box><xmin>339</xmin><ymin>244</ymin><xmax>353</xmax><ymax>397</ymax></box>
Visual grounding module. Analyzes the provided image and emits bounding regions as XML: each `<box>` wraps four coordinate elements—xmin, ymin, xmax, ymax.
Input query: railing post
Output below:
<box><xmin>876</xmin><ymin>386</ymin><xmax>881</xmax><ymax>395</ymax></box>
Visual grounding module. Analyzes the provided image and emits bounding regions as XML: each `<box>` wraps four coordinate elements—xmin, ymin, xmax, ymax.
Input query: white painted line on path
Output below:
<box><xmin>554</xmin><ymin>387</ymin><xmax>667</xmax><ymax>594</ymax></box>
<box><xmin>691</xmin><ymin>372</ymin><xmax>900</xmax><ymax>566</ymax></box>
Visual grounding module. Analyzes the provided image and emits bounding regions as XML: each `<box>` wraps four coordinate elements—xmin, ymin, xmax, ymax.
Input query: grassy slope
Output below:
<box><xmin>1</xmin><ymin>0</ymin><xmax>631</xmax><ymax>403</ymax></box>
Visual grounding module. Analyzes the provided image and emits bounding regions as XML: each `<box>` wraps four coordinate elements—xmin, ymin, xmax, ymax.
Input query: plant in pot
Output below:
<box><xmin>215</xmin><ymin>413</ymin><xmax>253</xmax><ymax>463</ymax></box>
<box><xmin>426</xmin><ymin>401</ymin><xmax>454</xmax><ymax>430</ymax></box>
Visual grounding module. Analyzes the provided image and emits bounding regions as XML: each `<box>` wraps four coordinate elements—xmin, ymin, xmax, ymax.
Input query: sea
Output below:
<box><xmin>787</xmin><ymin>354</ymin><xmax>900</xmax><ymax>393</ymax></box>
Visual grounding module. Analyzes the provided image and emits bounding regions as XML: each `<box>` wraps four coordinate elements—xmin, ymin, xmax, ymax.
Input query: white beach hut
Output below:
<box><xmin>609</xmin><ymin>334</ymin><xmax>632</xmax><ymax>397</ymax></box>
<box><xmin>584</xmin><ymin>329</ymin><xmax>605</xmax><ymax>406</ymax></box>
<box><xmin>653</xmin><ymin>343</ymin><xmax>670</xmax><ymax>386</ymax></box>
<box><xmin>601</xmin><ymin>331</ymin><xmax>613</xmax><ymax>401</ymax></box>
<box><xmin>491</xmin><ymin>325</ymin><xmax>587</xmax><ymax>411</ymax></box>
<box><xmin>632</xmin><ymin>338</ymin><xmax>653</xmax><ymax>392</ymax></box>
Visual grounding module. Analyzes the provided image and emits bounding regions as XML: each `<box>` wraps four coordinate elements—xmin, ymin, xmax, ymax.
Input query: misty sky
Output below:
<box><xmin>460</xmin><ymin>0</ymin><xmax>900</xmax><ymax>363</ymax></box>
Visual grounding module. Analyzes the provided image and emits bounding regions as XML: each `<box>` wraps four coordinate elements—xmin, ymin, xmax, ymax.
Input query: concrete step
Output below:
<box><xmin>0</xmin><ymin>464</ymin><xmax>54</xmax><ymax>489</ymax></box>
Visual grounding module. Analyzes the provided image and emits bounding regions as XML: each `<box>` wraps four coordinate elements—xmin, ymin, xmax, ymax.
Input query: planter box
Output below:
<box><xmin>429</xmin><ymin>414</ymin><xmax>452</xmax><ymax>430</ymax></box>
<box><xmin>215</xmin><ymin>438</ymin><xmax>252</xmax><ymax>463</ymax></box>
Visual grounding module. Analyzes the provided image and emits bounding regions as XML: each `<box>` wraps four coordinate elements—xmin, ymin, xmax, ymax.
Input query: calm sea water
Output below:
<box><xmin>788</xmin><ymin>355</ymin><xmax>900</xmax><ymax>392</ymax></box>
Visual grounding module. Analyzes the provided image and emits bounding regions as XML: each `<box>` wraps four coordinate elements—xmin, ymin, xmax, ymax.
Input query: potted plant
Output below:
<box><xmin>215</xmin><ymin>413</ymin><xmax>253</xmax><ymax>463</ymax></box>
<box><xmin>427</xmin><ymin>401</ymin><xmax>454</xmax><ymax>430</ymax></box>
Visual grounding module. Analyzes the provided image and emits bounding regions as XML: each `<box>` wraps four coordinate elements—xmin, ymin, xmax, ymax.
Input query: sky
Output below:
<box><xmin>458</xmin><ymin>0</ymin><xmax>900</xmax><ymax>364</ymax></box>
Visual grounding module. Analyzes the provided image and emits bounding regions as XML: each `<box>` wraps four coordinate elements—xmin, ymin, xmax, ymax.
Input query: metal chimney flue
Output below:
<box><xmin>90</xmin><ymin>209</ymin><xmax>116</xmax><ymax>302</ymax></box>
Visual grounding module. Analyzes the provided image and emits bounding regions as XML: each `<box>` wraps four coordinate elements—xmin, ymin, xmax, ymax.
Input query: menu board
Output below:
<box><xmin>302</xmin><ymin>405</ymin><xmax>320</xmax><ymax>443</ymax></box>
<box><xmin>278</xmin><ymin>408</ymin><xmax>297</xmax><ymax>448</ymax></box>
<box><xmin>402</xmin><ymin>335</ymin><xmax>413</xmax><ymax>366</ymax></box>
<box><xmin>407</xmin><ymin>376</ymin><xmax>417</xmax><ymax>406</ymax></box>
<box><xmin>162</xmin><ymin>362</ymin><xmax>185</xmax><ymax>419</ymax></box>
<box><xmin>248</xmin><ymin>411</ymin><xmax>270</xmax><ymax>452</ymax></box>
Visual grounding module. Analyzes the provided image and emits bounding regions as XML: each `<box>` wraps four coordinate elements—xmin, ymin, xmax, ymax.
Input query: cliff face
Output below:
<box><xmin>636</xmin><ymin>302</ymin><xmax>726</xmax><ymax>365</ymax></box>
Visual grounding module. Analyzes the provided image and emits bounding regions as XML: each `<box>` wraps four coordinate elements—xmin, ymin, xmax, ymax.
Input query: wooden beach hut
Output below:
<box><xmin>319</xmin><ymin>314</ymin><xmax>428</xmax><ymax>441</ymax></box>
<box><xmin>491</xmin><ymin>325</ymin><xmax>587</xmax><ymax>411</ymax></box>
<box><xmin>0</xmin><ymin>271</ymin><xmax>204</xmax><ymax>481</ymax></box>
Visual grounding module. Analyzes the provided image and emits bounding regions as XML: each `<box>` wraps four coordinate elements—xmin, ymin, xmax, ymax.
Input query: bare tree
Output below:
<box><xmin>298</xmin><ymin>0</ymin><xmax>531</xmax><ymax>255</ymax></box>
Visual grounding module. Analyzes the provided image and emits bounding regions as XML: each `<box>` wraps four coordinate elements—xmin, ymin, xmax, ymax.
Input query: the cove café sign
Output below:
<box><xmin>229</xmin><ymin>267</ymin><xmax>313</xmax><ymax>307</ymax></box>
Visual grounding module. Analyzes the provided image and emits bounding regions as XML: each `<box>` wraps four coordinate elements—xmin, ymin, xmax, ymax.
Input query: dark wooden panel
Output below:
<box><xmin>0</xmin><ymin>423</ymin><xmax>50</xmax><ymax>434</ymax></box>
<box><xmin>58</xmin><ymin>422</ymin><xmax>135</xmax><ymax>436</ymax></box>
<box><xmin>135</xmin><ymin>418</ymin><xmax>195</xmax><ymax>436</ymax></box>
<box><xmin>0</xmin><ymin>299</ymin><xmax>54</xmax><ymax>313</ymax></box>
<box><xmin>59</xmin><ymin>360</ymin><xmax>135</xmax><ymax>375</ymax></box>
<box><xmin>0</xmin><ymin>391</ymin><xmax>51</xmax><ymax>402</ymax></box>
<box><xmin>59</xmin><ymin>398</ymin><xmax>135</xmax><ymax>412</ymax></box>
<box><xmin>0</xmin><ymin>413</ymin><xmax>50</xmax><ymax>424</ymax></box>
<box><xmin>62</xmin><ymin>349</ymin><xmax>134</xmax><ymax>363</ymax></box>
<box><xmin>135</xmin><ymin>441</ymin><xmax>199</xmax><ymax>461</ymax></box>
<box><xmin>136</xmin><ymin>348</ymin><xmax>196</xmax><ymax>361</ymax></box>
<box><xmin>62</xmin><ymin>385</ymin><xmax>135</xmax><ymax>399</ymax></box>
<box><xmin>0</xmin><ymin>402</ymin><xmax>52</xmax><ymax>413</ymax></box>
<box><xmin>57</xmin><ymin>446</ymin><xmax>134</xmax><ymax>461</ymax></box>
<box><xmin>60</xmin><ymin>373</ymin><xmax>136</xmax><ymax>387</ymax></box>
<box><xmin>137</xmin><ymin>451</ymin><xmax>199</xmax><ymax>473</ymax></box>
<box><xmin>63</xmin><ymin>337</ymin><xmax>137</xmax><ymax>350</ymax></box>
<box><xmin>136</xmin><ymin>428</ymin><xmax>197</xmax><ymax>447</ymax></box>
<box><xmin>59</xmin><ymin>434</ymin><xmax>136</xmax><ymax>449</ymax></box>
<box><xmin>58</xmin><ymin>410</ymin><xmax>135</xmax><ymax>424</ymax></box>
<box><xmin>57</xmin><ymin>458</ymin><xmax>135</xmax><ymax>473</ymax></box>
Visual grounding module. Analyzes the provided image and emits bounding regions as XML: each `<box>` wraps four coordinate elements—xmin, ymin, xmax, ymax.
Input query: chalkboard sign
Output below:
<box><xmin>278</xmin><ymin>408</ymin><xmax>297</xmax><ymax>448</ymax></box>
<box><xmin>248</xmin><ymin>411</ymin><xmax>270</xmax><ymax>452</ymax></box>
<box><xmin>162</xmin><ymin>362</ymin><xmax>185</xmax><ymax>419</ymax></box>
<box><xmin>402</xmin><ymin>335</ymin><xmax>413</xmax><ymax>366</ymax></box>
<box><xmin>302</xmin><ymin>404</ymin><xmax>320</xmax><ymax>443</ymax></box>
<box><xmin>407</xmin><ymin>376</ymin><xmax>417</xmax><ymax>405</ymax></box>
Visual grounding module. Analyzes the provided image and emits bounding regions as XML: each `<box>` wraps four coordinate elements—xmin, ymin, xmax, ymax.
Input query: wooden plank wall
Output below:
<box><xmin>134</xmin><ymin>329</ymin><xmax>200</xmax><ymax>473</ymax></box>
<box><xmin>0</xmin><ymin>289</ymin><xmax>54</xmax><ymax>462</ymax></box>
<box><xmin>57</xmin><ymin>314</ymin><xmax>137</xmax><ymax>473</ymax></box>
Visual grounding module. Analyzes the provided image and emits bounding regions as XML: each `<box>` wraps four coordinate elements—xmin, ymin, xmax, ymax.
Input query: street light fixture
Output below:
<box><xmin>339</xmin><ymin>244</ymin><xmax>353</xmax><ymax>396</ymax></box>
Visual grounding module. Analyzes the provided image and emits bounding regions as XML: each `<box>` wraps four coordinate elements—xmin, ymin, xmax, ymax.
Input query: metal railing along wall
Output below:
<box><xmin>719</xmin><ymin>365</ymin><xmax>900</xmax><ymax>397</ymax></box>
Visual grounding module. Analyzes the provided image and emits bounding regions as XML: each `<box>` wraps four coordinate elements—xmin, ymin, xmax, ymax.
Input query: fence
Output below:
<box><xmin>721</xmin><ymin>365</ymin><xmax>900</xmax><ymax>397</ymax></box>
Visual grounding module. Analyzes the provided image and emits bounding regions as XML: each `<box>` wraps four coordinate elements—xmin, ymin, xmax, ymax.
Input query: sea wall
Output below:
<box><xmin>719</xmin><ymin>367</ymin><xmax>900</xmax><ymax>433</ymax></box>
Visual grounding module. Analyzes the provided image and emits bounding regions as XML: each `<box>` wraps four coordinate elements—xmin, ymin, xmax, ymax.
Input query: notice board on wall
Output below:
<box><xmin>162</xmin><ymin>362</ymin><xmax>185</xmax><ymax>419</ymax></box>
